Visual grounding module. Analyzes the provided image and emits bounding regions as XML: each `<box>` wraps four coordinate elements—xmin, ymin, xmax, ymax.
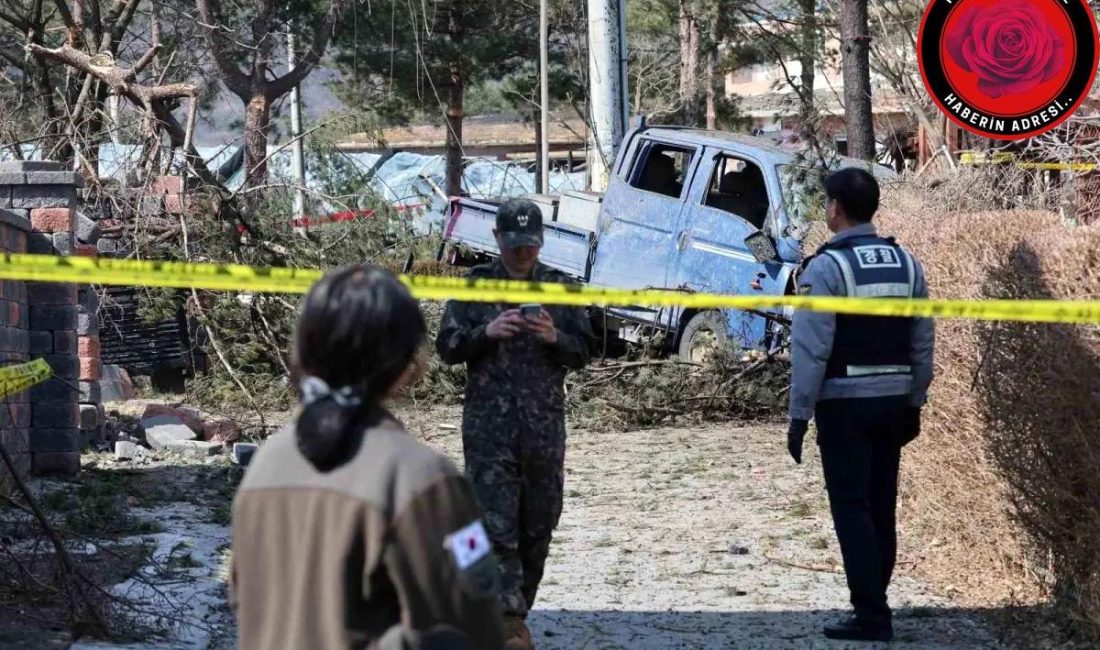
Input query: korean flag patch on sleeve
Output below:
<box><xmin>445</xmin><ymin>520</ymin><xmax>491</xmax><ymax>569</ymax></box>
<box><xmin>444</xmin><ymin>520</ymin><xmax>500</xmax><ymax>597</ymax></box>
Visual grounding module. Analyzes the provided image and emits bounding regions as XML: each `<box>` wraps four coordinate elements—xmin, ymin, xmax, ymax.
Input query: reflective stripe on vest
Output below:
<box><xmin>846</xmin><ymin>364</ymin><xmax>912</xmax><ymax>377</ymax></box>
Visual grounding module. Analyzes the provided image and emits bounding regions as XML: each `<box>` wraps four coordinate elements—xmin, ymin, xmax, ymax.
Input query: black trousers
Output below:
<box><xmin>815</xmin><ymin>395</ymin><xmax>908</xmax><ymax>628</ymax></box>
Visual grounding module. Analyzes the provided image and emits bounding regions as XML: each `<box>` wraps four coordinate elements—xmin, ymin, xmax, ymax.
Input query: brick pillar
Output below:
<box><xmin>0</xmin><ymin>161</ymin><xmax>87</xmax><ymax>477</ymax></box>
<box><xmin>0</xmin><ymin>203</ymin><xmax>31</xmax><ymax>490</ymax></box>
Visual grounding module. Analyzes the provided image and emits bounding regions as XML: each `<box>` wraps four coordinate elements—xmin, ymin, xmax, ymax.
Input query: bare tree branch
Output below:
<box><xmin>50</xmin><ymin>0</ymin><xmax>77</xmax><ymax>33</ymax></box>
<box><xmin>133</xmin><ymin>42</ymin><xmax>161</xmax><ymax>75</ymax></box>
<box><xmin>267</xmin><ymin>11</ymin><xmax>337</xmax><ymax>98</ymax></box>
<box><xmin>27</xmin><ymin>41</ymin><xmax>197</xmax><ymax>103</ymax></box>
<box><xmin>109</xmin><ymin>0</ymin><xmax>143</xmax><ymax>53</ymax></box>
<box><xmin>194</xmin><ymin>0</ymin><xmax>252</xmax><ymax>97</ymax></box>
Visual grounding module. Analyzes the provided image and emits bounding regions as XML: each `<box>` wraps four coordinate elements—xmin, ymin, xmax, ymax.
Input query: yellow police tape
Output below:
<box><xmin>0</xmin><ymin>359</ymin><xmax>53</xmax><ymax>399</ymax></box>
<box><xmin>0</xmin><ymin>253</ymin><xmax>1098</xmax><ymax>324</ymax></box>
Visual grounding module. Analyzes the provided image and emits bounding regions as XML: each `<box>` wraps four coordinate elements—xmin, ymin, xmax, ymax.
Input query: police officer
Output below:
<box><xmin>437</xmin><ymin>198</ymin><xmax>594</xmax><ymax>650</ymax></box>
<box><xmin>787</xmin><ymin>168</ymin><xmax>935</xmax><ymax>642</ymax></box>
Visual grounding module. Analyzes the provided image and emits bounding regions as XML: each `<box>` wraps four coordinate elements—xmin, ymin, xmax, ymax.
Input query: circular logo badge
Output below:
<box><xmin>918</xmin><ymin>0</ymin><xmax>1099</xmax><ymax>140</ymax></box>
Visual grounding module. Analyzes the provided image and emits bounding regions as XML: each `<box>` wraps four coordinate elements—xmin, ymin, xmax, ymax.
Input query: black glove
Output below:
<box><xmin>787</xmin><ymin>419</ymin><xmax>809</xmax><ymax>464</ymax></box>
<box><xmin>901</xmin><ymin>407</ymin><xmax>921</xmax><ymax>446</ymax></box>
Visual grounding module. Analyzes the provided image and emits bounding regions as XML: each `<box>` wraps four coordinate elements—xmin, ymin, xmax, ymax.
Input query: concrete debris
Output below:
<box><xmin>143</xmin><ymin>415</ymin><xmax>198</xmax><ymax>450</ymax></box>
<box><xmin>166</xmin><ymin>440</ymin><xmax>223</xmax><ymax>459</ymax></box>
<box><xmin>143</xmin><ymin>404</ymin><xmax>205</xmax><ymax>435</ymax></box>
<box><xmin>115</xmin><ymin>440</ymin><xmax>151</xmax><ymax>461</ymax></box>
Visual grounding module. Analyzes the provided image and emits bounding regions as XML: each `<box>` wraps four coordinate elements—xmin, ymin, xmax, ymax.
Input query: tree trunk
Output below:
<box><xmin>797</xmin><ymin>0</ymin><xmax>819</xmax><ymax>151</ymax></box>
<box><xmin>445</xmin><ymin>8</ymin><xmax>464</xmax><ymax>197</ymax></box>
<box><xmin>840</xmin><ymin>0</ymin><xmax>875</xmax><ymax>160</ymax></box>
<box><xmin>244</xmin><ymin>92</ymin><xmax>272</xmax><ymax>187</ymax></box>
<box><xmin>705</xmin><ymin>47</ymin><xmax>717</xmax><ymax>130</ymax></box>
<box><xmin>446</xmin><ymin>75</ymin><xmax>464</xmax><ymax>198</ymax></box>
<box><xmin>678</xmin><ymin>0</ymin><xmax>700</xmax><ymax>126</ymax></box>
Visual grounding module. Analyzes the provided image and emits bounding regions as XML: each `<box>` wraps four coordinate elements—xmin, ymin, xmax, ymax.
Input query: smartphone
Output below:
<box><xmin>520</xmin><ymin>303</ymin><xmax>542</xmax><ymax>317</ymax></box>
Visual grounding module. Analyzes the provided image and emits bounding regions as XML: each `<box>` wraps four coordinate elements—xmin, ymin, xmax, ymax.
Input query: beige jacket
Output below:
<box><xmin>230</xmin><ymin>416</ymin><xmax>504</xmax><ymax>650</ymax></box>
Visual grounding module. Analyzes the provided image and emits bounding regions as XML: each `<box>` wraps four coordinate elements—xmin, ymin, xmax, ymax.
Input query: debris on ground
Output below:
<box><xmin>143</xmin><ymin>416</ymin><xmax>199</xmax><ymax>450</ymax></box>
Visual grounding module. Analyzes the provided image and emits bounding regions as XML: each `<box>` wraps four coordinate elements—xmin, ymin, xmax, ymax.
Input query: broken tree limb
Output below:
<box><xmin>26</xmin><ymin>42</ymin><xmax>197</xmax><ymax>104</ymax></box>
<box><xmin>590</xmin><ymin>360</ymin><xmax>704</xmax><ymax>372</ymax></box>
<box><xmin>0</xmin><ymin>432</ymin><xmax>108</xmax><ymax>634</ymax></box>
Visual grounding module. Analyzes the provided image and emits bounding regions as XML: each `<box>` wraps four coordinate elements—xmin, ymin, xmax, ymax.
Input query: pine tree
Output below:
<box><xmin>332</xmin><ymin>0</ymin><xmax>547</xmax><ymax>197</ymax></box>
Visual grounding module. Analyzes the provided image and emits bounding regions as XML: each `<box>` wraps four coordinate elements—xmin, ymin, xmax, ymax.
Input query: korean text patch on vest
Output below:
<box><xmin>444</xmin><ymin>520</ymin><xmax>500</xmax><ymax>597</ymax></box>
<box><xmin>824</xmin><ymin>242</ymin><xmax>915</xmax><ymax>300</ymax></box>
<box><xmin>853</xmin><ymin>245</ymin><xmax>902</xmax><ymax>269</ymax></box>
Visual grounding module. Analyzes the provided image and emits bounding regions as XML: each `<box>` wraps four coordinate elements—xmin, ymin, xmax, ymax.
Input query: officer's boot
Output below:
<box><xmin>502</xmin><ymin>614</ymin><xmax>534</xmax><ymax>650</ymax></box>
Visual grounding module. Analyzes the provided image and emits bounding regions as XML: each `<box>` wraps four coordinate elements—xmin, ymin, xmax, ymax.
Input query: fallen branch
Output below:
<box><xmin>604</xmin><ymin>402</ymin><xmax>684</xmax><ymax>417</ymax></box>
<box><xmin>763</xmin><ymin>553</ymin><xmax>842</xmax><ymax>574</ymax></box>
<box><xmin>0</xmin><ymin>428</ymin><xmax>108</xmax><ymax>634</ymax></box>
<box><xmin>590</xmin><ymin>360</ymin><xmax>704</xmax><ymax>372</ymax></box>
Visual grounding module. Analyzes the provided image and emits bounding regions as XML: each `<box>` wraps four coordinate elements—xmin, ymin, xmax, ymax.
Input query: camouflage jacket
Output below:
<box><xmin>436</xmin><ymin>261</ymin><xmax>593</xmax><ymax>420</ymax></box>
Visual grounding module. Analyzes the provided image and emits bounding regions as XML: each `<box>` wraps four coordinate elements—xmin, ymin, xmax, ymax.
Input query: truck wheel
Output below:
<box><xmin>677</xmin><ymin>311</ymin><xmax>728</xmax><ymax>363</ymax></box>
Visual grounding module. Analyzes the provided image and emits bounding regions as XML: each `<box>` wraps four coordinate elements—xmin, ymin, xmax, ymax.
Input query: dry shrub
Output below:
<box><xmin>865</xmin><ymin>177</ymin><xmax>1100</xmax><ymax>642</ymax></box>
<box><xmin>565</xmin><ymin>350</ymin><xmax>789</xmax><ymax>432</ymax></box>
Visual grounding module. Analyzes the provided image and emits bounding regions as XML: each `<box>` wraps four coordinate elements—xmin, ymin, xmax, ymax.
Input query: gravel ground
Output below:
<box><xmin>60</xmin><ymin>403</ymin><xmax>1000</xmax><ymax>649</ymax></box>
<box><xmin>404</xmin><ymin>404</ymin><xmax>1001</xmax><ymax>650</ymax></box>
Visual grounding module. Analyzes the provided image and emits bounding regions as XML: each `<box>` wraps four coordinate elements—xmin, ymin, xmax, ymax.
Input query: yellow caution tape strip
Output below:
<box><xmin>0</xmin><ymin>254</ymin><xmax>1098</xmax><ymax>324</ymax></box>
<box><xmin>958</xmin><ymin>150</ymin><xmax>1097</xmax><ymax>171</ymax></box>
<box><xmin>0</xmin><ymin>359</ymin><xmax>53</xmax><ymax>399</ymax></box>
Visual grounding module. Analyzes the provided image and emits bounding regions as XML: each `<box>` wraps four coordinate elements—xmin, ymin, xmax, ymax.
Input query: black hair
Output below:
<box><xmin>825</xmin><ymin>167</ymin><xmax>880</xmax><ymax>223</ymax></box>
<box><xmin>290</xmin><ymin>264</ymin><xmax>426</xmax><ymax>472</ymax></box>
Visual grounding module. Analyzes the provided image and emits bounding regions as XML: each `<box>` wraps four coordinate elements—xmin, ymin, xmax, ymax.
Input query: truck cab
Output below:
<box><xmin>441</xmin><ymin>121</ymin><xmax>895</xmax><ymax>360</ymax></box>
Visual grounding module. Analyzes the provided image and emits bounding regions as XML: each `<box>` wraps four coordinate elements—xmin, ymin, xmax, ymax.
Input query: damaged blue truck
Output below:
<box><xmin>439</xmin><ymin>119</ymin><xmax>896</xmax><ymax>361</ymax></box>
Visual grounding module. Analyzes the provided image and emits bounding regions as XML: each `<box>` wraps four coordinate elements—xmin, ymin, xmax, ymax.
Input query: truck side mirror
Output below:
<box><xmin>744</xmin><ymin>231</ymin><xmax>779</xmax><ymax>265</ymax></box>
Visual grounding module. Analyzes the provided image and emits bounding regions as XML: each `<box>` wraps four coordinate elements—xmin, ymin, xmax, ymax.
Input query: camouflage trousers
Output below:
<box><xmin>462</xmin><ymin>410</ymin><xmax>566</xmax><ymax>617</ymax></box>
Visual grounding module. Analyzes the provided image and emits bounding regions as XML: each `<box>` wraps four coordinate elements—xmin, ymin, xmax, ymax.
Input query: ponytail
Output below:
<box><xmin>295</xmin><ymin>376</ymin><xmax>373</xmax><ymax>472</ymax></box>
<box><xmin>290</xmin><ymin>264</ymin><xmax>427</xmax><ymax>473</ymax></box>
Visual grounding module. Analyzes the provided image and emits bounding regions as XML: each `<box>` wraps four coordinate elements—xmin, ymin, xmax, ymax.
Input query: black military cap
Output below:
<box><xmin>495</xmin><ymin>198</ymin><xmax>544</xmax><ymax>248</ymax></box>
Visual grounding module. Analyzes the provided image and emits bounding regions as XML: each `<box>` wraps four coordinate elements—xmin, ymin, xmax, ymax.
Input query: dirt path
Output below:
<box><xmin>405</xmin><ymin>406</ymin><xmax>1000</xmax><ymax>650</ymax></box>
<box><xmin>59</xmin><ymin>405</ymin><xmax>999</xmax><ymax>649</ymax></box>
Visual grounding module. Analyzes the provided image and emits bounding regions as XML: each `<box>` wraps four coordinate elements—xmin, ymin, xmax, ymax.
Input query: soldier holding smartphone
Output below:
<box><xmin>437</xmin><ymin>199</ymin><xmax>594</xmax><ymax>650</ymax></box>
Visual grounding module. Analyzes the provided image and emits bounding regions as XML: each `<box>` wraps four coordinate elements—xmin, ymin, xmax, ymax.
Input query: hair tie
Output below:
<box><xmin>300</xmin><ymin>376</ymin><xmax>363</xmax><ymax>408</ymax></box>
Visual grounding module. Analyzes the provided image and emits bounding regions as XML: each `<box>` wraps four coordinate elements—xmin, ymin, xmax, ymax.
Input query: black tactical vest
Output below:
<box><xmin>812</xmin><ymin>235</ymin><xmax>916</xmax><ymax>379</ymax></box>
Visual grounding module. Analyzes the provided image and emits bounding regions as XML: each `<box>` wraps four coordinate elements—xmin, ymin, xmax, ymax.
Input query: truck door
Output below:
<box><xmin>590</xmin><ymin>138</ymin><xmax>701</xmax><ymax>325</ymax></box>
<box><xmin>670</xmin><ymin>148</ymin><xmax>788</xmax><ymax>350</ymax></box>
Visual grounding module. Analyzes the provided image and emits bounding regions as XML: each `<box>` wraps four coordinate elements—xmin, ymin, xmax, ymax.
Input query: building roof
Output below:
<box><xmin>738</xmin><ymin>88</ymin><xmax>909</xmax><ymax>118</ymax></box>
<box><xmin>339</xmin><ymin>113</ymin><xmax>588</xmax><ymax>151</ymax></box>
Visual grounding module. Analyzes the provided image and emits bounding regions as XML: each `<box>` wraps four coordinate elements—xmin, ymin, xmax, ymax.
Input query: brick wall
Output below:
<box><xmin>0</xmin><ymin>208</ymin><xmax>30</xmax><ymax>487</ymax></box>
<box><xmin>93</xmin><ymin>174</ymin><xmax>183</xmax><ymax>257</ymax></box>
<box><xmin>0</xmin><ymin>161</ymin><xmax>102</xmax><ymax>482</ymax></box>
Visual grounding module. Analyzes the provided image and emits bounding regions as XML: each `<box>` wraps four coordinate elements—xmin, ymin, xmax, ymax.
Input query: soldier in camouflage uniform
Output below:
<box><xmin>437</xmin><ymin>199</ymin><xmax>593</xmax><ymax>650</ymax></box>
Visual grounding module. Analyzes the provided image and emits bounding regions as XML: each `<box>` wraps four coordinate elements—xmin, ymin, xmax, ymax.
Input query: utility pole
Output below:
<box><xmin>288</xmin><ymin>24</ymin><xmax>307</xmax><ymax>221</ymax></box>
<box><xmin>539</xmin><ymin>0</ymin><xmax>550</xmax><ymax>194</ymax></box>
<box><xmin>587</xmin><ymin>0</ymin><xmax>628</xmax><ymax>193</ymax></box>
